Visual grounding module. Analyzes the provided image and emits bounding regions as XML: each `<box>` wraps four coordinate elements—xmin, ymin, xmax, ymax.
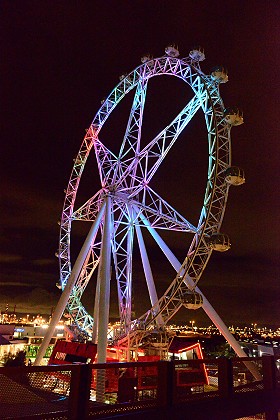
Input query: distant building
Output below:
<box><xmin>0</xmin><ymin>325</ymin><xmax>14</xmax><ymax>341</ymax></box>
<box><xmin>240</xmin><ymin>341</ymin><xmax>275</xmax><ymax>357</ymax></box>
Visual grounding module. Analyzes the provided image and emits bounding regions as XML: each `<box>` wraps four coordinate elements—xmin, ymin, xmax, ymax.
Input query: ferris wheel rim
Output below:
<box><xmin>58</xmin><ymin>54</ymin><xmax>231</xmax><ymax>335</ymax></box>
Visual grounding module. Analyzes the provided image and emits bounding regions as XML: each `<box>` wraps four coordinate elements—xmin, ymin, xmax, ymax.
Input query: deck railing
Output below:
<box><xmin>0</xmin><ymin>356</ymin><xmax>279</xmax><ymax>419</ymax></box>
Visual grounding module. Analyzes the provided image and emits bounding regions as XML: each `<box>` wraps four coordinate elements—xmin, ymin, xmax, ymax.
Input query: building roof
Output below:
<box><xmin>169</xmin><ymin>336</ymin><xmax>198</xmax><ymax>353</ymax></box>
<box><xmin>0</xmin><ymin>334</ymin><xmax>10</xmax><ymax>345</ymax></box>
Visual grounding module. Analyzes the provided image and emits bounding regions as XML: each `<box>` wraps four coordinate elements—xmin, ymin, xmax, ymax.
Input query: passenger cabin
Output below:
<box><xmin>211</xmin><ymin>66</ymin><xmax>228</xmax><ymax>83</ymax></box>
<box><xmin>141</xmin><ymin>54</ymin><xmax>153</xmax><ymax>63</ymax></box>
<box><xmin>207</xmin><ymin>233</ymin><xmax>231</xmax><ymax>252</ymax></box>
<box><xmin>224</xmin><ymin>107</ymin><xmax>244</xmax><ymax>126</ymax></box>
<box><xmin>165</xmin><ymin>44</ymin><xmax>179</xmax><ymax>57</ymax></box>
<box><xmin>181</xmin><ymin>291</ymin><xmax>203</xmax><ymax>310</ymax></box>
<box><xmin>225</xmin><ymin>166</ymin><xmax>245</xmax><ymax>186</ymax></box>
<box><xmin>189</xmin><ymin>46</ymin><xmax>205</xmax><ymax>61</ymax></box>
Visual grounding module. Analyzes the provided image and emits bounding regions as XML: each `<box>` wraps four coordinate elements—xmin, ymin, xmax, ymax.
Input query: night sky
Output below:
<box><xmin>1</xmin><ymin>1</ymin><xmax>279</xmax><ymax>327</ymax></box>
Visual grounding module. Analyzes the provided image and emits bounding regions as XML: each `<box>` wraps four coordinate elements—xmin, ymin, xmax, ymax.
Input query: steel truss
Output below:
<box><xmin>58</xmin><ymin>54</ymin><xmax>232</xmax><ymax>340</ymax></box>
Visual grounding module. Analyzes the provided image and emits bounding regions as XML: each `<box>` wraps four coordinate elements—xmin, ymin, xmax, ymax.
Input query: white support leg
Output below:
<box><xmin>135</xmin><ymin>222</ymin><xmax>164</xmax><ymax>327</ymax></box>
<box><xmin>125</xmin><ymin>221</ymin><xmax>133</xmax><ymax>331</ymax></box>
<box><xmin>92</xmin><ymin>273</ymin><xmax>101</xmax><ymax>344</ymax></box>
<box><xmin>96</xmin><ymin>196</ymin><xmax>112</xmax><ymax>362</ymax></box>
<box><xmin>34</xmin><ymin>202</ymin><xmax>106</xmax><ymax>366</ymax></box>
<box><xmin>139</xmin><ymin>212</ymin><xmax>261</xmax><ymax>380</ymax></box>
<box><xmin>96</xmin><ymin>196</ymin><xmax>112</xmax><ymax>402</ymax></box>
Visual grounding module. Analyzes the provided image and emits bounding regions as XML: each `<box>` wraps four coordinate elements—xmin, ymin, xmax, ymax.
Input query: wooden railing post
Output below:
<box><xmin>218</xmin><ymin>357</ymin><xmax>233</xmax><ymax>398</ymax></box>
<box><xmin>262</xmin><ymin>355</ymin><xmax>277</xmax><ymax>391</ymax></box>
<box><xmin>262</xmin><ymin>356</ymin><xmax>278</xmax><ymax>420</ymax></box>
<box><xmin>157</xmin><ymin>360</ymin><xmax>169</xmax><ymax>406</ymax></box>
<box><xmin>157</xmin><ymin>360</ymin><xmax>167</xmax><ymax>406</ymax></box>
<box><xmin>168</xmin><ymin>361</ymin><xmax>175</xmax><ymax>406</ymax></box>
<box><xmin>157</xmin><ymin>360</ymin><xmax>174</xmax><ymax>407</ymax></box>
<box><xmin>68</xmin><ymin>364</ymin><xmax>92</xmax><ymax>420</ymax></box>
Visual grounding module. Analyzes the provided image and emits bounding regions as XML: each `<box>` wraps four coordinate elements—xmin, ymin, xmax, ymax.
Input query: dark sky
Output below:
<box><xmin>1</xmin><ymin>1</ymin><xmax>279</xmax><ymax>327</ymax></box>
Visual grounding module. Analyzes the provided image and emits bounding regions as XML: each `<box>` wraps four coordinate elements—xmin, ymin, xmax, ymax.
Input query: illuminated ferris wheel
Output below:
<box><xmin>55</xmin><ymin>46</ymin><xmax>245</xmax><ymax>360</ymax></box>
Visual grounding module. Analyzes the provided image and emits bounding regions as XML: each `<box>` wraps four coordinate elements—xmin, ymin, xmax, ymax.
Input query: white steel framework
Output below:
<box><xmin>55</xmin><ymin>51</ymin><xmax>241</xmax><ymax>352</ymax></box>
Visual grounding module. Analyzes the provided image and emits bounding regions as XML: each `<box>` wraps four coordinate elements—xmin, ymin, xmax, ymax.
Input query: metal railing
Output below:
<box><xmin>0</xmin><ymin>356</ymin><xmax>279</xmax><ymax>419</ymax></box>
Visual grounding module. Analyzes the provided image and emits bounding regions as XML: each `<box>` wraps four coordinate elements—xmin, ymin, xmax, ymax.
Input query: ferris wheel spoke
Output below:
<box><xmin>94</xmin><ymin>140</ymin><xmax>119</xmax><ymax>187</ymax></box>
<box><xmin>129</xmin><ymin>215</ymin><xmax>209</xmax><ymax>328</ymax></box>
<box><xmin>72</xmin><ymin>190</ymin><xmax>104</xmax><ymax>221</ymax></box>
<box><xmin>73</xmin><ymin>246</ymin><xmax>101</xmax><ymax>298</ymax></box>
<box><xmin>135</xmin><ymin>220</ymin><xmax>164</xmax><ymax>327</ymax></box>
<box><xmin>94</xmin><ymin>80</ymin><xmax>148</xmax><ymax>188</ymax></box>
<box><xmin>124</xmin><ymin>91</ymin><xmax>206</xmax><ymax>191</ymax></box>
<box><xmin>59</xmin><ymin>199</ymin><xmax>106</xmax><ymax>289</ymax></box>
<box><xmin>111</xmin><ymin>207</ymin><xmax>134</xmax><ymax>332</ymax></box>
<box><xmin>114</xmin><ymin>80</ymin><xmax>148</xmax><ymax>185</ymax></box>
<box><xmin>131</xmin><ymin>186</ymin><xmax>197</xmax><ymax>233</ymax></box>
<box><xmin>67</xmin><ymin>294</ymin><xmax>93</xmax><ymax>330</ymax></box>
<box><xmin>66</xmin><ymin>215</ymin><xmax>103</xmax><ymax>314</ymax></box>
